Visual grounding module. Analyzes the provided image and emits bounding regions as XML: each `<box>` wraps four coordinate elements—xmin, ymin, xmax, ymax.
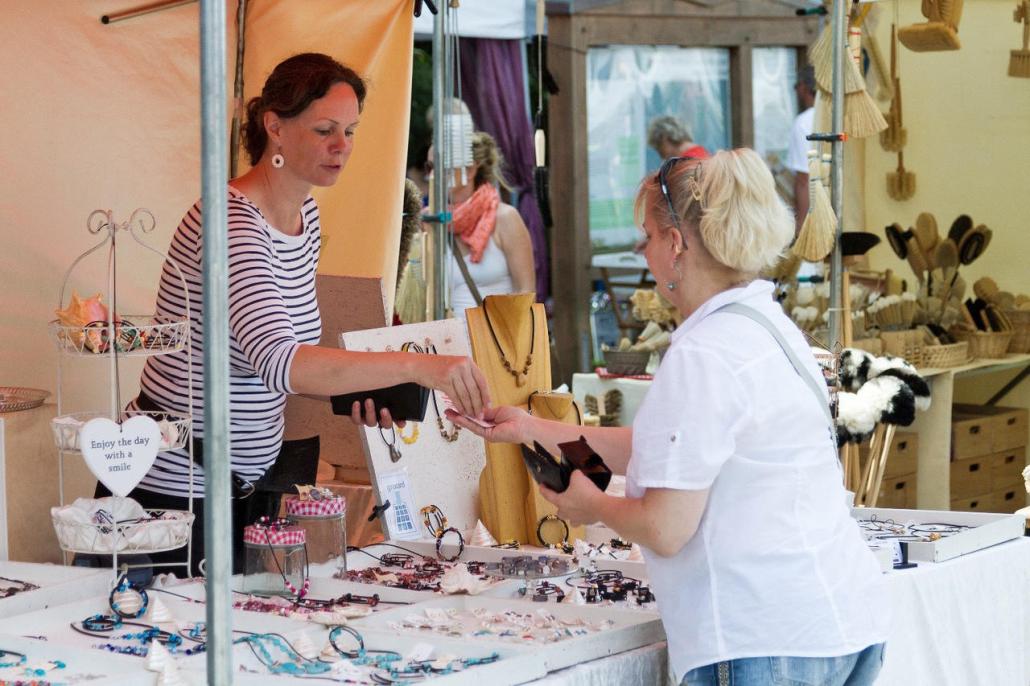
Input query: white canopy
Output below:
<box><xmin>413</xmin><ymin>0</ymin><xmax>536</xmax><ymax>39</ymax></box>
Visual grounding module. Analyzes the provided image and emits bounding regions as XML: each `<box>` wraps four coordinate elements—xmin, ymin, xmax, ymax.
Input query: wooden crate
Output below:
<box><xmin>950</xmin><ymin>455</ymin><xmax>994</xmax><ymax>500</ymax></box>
<box><xmin>991</xmin><ymin>487</ymin><xmax>1027</xmax><ymax>513</ymax></box>
<box><xmin>878</xmin><ymin>473</ymin><xmax>918</xmax><ymax>509</ymax></box>
<box><xmin>951</xmin><ymin>493</ymin><xmax>993</xmax><ymax>512</ymax></box>
<box><xmin>952</xmin><ymin>405</ymin><xmax>1029</xmax><ymax>459</ymax></box>
<box><xmin>990</xmin><ymin>446</ymin><xmax>1028</xmax><ymax>491</ymax></box>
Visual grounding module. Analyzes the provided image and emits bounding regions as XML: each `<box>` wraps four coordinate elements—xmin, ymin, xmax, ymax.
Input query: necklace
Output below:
<box><xmin>0</xmin><ymin>576</ymin><xmax>39</xmax><ymax>598</ymax></box>
<box><xmin>398</xmin><ymin>422</ymin><xmax>420</xmax><ymax>444</ymax></box>
<box><xmin>481</xmin><ymin>300</ymin><xmax>535</xmax><ymax>386</ymax></box>
<box><xmin>426</xmin><ymin>345</ymin><xmax>460</xmax><ymax>441</ymax></box>
<box><xmin>379</xmin><ymin>425</ymin><xmax>402</xmax><ymax>462</ymax></box>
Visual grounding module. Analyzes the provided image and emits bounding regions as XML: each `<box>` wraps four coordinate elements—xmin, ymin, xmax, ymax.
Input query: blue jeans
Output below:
<box><xmin>681</xmin><ymin>643</ymin><xmax>885</xmax><ymax>686</ymax></box>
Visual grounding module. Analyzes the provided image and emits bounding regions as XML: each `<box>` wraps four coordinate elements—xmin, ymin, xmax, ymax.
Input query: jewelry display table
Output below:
<box><xmin>0</xmin><ymin>560</ymin><xmax>109</xmax><ymax>618</ymax></box>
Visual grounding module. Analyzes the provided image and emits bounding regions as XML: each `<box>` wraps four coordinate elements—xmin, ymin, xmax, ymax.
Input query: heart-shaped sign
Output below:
<box><xmin>79</xmin><ymin>415</ymin><xmax>161</xmax><ymax>497</ymax></box>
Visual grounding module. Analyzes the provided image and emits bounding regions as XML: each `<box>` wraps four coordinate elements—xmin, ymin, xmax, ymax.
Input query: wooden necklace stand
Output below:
<box><xmin>466</xmin><ymin>293</ymin><xmax>552</xmax><ymax>543</ymax></box>
<box><xmin>525</xmin><ymin>391</ymin><xmax>585</xmax><ymax>545</ymax></box>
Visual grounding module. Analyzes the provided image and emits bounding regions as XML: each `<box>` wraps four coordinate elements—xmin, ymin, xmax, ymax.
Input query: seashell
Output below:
<box><xmin>145</xmin><ymin>640</ymin><xmax>171</xmax><ymax>672</ymax></box>
<box><xmin>469</xmin><ymin>520</ymin><xmax>497</xmax><ymax>547</ymax></box>
<box><xmin>292</xmin><ymin>632</ymin><xmax>319</xmax><ymax>661</ymax></box>
<box><xmin>147</xmin><ymin>596</ymin><xmax>174</xmax><ymax>624</ymax></box>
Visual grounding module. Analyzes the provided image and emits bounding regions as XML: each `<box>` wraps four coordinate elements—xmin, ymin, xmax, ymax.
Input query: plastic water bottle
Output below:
<box><xmin>589</xmin><ymin>280</ymin><xmax>620</xmax><ymax>365</ymax></box>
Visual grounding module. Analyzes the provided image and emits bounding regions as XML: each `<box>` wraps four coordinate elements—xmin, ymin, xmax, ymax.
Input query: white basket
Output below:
<box><xmin>49</xmin><ymin>316</ymin><xmax>189</xmax><ymax>357</ymax></box>
<box><xmin>50</xmin><ymin>410</ymin><xmax>191</xmax><ymax>453</ymax></box>
<box><xmin>51</xmin><ymin>509</ymin><xmax>194</xmax><ymax>555</ymax></box>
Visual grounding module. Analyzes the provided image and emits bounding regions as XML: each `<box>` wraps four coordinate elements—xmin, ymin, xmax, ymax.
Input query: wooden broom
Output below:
<box><xmin>1011</xmin><ymin>0</ymin><xmax>1030</xmax><ymax>78</ymax></box>
<box><xmin>792</xmin><ymin>150</ymin><xmax>836</xmax><ymax>262</ymax></box>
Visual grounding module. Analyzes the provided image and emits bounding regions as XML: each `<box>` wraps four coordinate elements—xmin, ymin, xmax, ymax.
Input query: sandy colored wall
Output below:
<box><xmin>862</xmin><ymin>0</ymin><xmax>1030</xmax><ymax>297</ymax></box>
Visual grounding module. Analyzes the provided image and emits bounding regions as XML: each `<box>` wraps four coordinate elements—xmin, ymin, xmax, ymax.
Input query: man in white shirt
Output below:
<box><xmin>786</xmin><ymin>65</ymin><xmax>817</xmax><ymax>236</ymax></box>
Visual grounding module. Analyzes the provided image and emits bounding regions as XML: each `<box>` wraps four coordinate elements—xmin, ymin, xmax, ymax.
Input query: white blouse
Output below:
<box><xmin>626</xmin><ymin>280</ymin><xmax>889</xmax><ymax>680</ymax></box>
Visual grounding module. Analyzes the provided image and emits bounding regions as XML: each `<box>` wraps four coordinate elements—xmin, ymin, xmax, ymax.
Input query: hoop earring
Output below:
<box><xmin>271</xmin><ymin>150</ymin><xmax>285</xmax><ymax>168</ymax></box>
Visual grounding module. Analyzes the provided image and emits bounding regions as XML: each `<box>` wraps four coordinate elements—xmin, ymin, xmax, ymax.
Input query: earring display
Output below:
<box><xmin>384</xmin><ymin>604</ymin><xmax>616</xmax><ymax>645</ymax></box>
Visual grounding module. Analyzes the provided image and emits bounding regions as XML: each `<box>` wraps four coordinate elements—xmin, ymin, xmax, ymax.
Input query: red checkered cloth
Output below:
<box><xmin>594</xmin><ymin>367</ymin><xmax>653</xmax><ymax>381</ymax></box>
<box><xmin>243</xmin><ymin>523</ymin><xmax>306</xmax><ymax>547</ymax></box>
<box><xmin>284</xmin><ymin>494</ymin><xmax>345</xmax><ymax>518</ymax></box>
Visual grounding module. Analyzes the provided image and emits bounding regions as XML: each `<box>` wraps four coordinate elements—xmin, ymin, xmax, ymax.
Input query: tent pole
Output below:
<box><xmin>199</xmin><ymin>0</ymin><xmax>233</xmax><ymax>683</ymax></box>
<box><xmin>828</xmin><ymin>0</ymin><xmax>846</xmax><ymax>352</ymax></box>
<box><xmin>430</xmin><ymin>5</ymin><xmax>449</xmax><ymax>320</ymax></box>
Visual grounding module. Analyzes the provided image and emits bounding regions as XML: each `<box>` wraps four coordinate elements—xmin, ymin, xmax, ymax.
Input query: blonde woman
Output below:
<box><xmin>450</xmin><ymin>149</ymin><xmax>889</xmax><ymax>686</ymax></box>
<box><xmin>447</xmin><ymin>131</ymin><xmax>536</xmax><ymax>321</ymax></box>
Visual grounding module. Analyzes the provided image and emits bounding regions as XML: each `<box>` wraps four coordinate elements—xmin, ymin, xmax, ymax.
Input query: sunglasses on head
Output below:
<box><xmin>657</xmin><ymin>155</ymin><xmax>704</xmax><ymax>231</ymax></box>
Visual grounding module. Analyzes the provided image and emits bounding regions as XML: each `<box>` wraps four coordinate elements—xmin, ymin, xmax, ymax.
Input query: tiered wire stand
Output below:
<box><xmin>48</xmin><ymin>209</ymin><xmax>195</xmax><ymax>579</ymax></box>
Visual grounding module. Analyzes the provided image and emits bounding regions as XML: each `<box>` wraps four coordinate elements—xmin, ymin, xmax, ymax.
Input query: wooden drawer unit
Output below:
<box><xmin>951</xmin><ymin>493</ymin><xmax>993</xmax><ymax>512</ymax></box>
<box><xmin>950</xmin><ymin>456</ymin><xmax>993</xmax><ymax>500</ymax></box>
<box><xmin>877</xmin><ymin>474</ymin><xmax>918</xmax><ymax>509</ymax></box>
<box><xmin>990</xmin><ymin>447</ymin><xmax>1028</xmax><ymax>491</ymax></box>
<box><xmin>859</xmin><ymin>431</ymin><xmax>918</xmax><ymax>480</ymax></box>
<box><xmin>991</xmin><ymin>487</ymin><xmax>1027</xmax><ymax>513</ymax></box>
<box><xmin>952</xmin><ymin>405</ymin><xmax>1029</xmax><ymax>459</ymax></box>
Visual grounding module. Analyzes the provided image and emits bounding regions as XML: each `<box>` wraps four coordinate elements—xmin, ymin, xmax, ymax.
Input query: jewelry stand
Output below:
<box><xmin>525</xmin><ymin>392</ymin><xmax>585</xmax><ymax>545</ymax></box>
<box><xmin>465</xmin><ymin>293</ymin><xmax>549</xmax><ymax>543</ymax></box>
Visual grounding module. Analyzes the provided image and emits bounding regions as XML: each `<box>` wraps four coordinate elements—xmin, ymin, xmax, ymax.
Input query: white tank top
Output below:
<box><xmin>448</xmin><ymin>236</ymin><xmax>514</xmax><ymax>323</ymax></box>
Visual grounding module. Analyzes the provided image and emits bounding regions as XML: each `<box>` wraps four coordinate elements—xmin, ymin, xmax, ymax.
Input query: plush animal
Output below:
<box><xmin>835</xmin><ymin>349</ymin><xmax>931</xmax><ymax>445</ymax></box>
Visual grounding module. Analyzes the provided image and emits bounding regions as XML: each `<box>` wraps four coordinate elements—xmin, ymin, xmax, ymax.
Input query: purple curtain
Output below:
<box><xmin>458</xmin><ymin>38</ymin><xmax>549</xmax><ymax>301</ymax></box>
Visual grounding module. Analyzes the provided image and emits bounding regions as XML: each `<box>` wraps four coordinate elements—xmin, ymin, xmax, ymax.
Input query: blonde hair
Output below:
<box><xmin>471</xmin><ymin>131</ymin><xmax>512</xmax><ymax>191</ymax></box>
<box><xmin>634</xmin><ymin>149</ymin><xmax>794</xmax><ymax>275</ymax></box>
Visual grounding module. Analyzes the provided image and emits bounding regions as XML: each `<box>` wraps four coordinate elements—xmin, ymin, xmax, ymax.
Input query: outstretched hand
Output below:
<box><xmin>539</xmin><ymin>471</ymin><xmax>604</xmax><ymax>527</ymax></box>
<box><xmin>419</xmin><ymin>355</ymin><xmax>491</xmax><ymax>418</ymax></box>
<box><xmin>445</xmin><ymin>405</ymin><xmax>532</xmax><ymax>444</ymax></box>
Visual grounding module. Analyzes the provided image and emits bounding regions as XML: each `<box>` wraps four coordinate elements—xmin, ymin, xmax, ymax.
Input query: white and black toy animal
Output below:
<box><xmin>834</xmin><ymin>349</ymin><xmax>931</xmax><ymax>446</ymax></box>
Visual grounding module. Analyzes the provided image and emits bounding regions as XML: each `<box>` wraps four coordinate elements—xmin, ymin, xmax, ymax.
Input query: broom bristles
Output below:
<box><xmin>844</xmin><ymin>89</ymin><xmax>888</xmax><ymax>138</ymax></box>
<box><xmin>1010</xmin><ymin>51</ymin><xmax>1030</xmax><ymax>77</ymax></box>
<box><xmin>792</xmin><ymin>159</ymin><xmax>837</xmax><ymax>262</ymax></box>
<box><xmin>813</xmin><ymin>25</ymin><xmax>866</xmax><ymax>94</ymax></box>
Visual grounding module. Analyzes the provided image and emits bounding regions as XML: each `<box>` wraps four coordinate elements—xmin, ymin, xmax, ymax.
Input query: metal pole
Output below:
<box><xmin>199</xmin><ymin>0</ymin><xmax>232</xmax><ymax>682</ymax></box>
<box><xmin>430</xmin><ymin>6</ymin><xmax>448</xmax><ymax>320</ymax></box>
<box><xmin>827</xmin><ymin>0</ymin><xmax>847</xmax><ymax>351</ymax></box>
<box><xmin>101</xmin><ymin>0</ymin><xmax>195</xmax><ymax>24</ymax></box>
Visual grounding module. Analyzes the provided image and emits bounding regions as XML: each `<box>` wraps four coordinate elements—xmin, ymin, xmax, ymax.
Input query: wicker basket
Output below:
<box><xmin>1004</xmin><ymin>309</ymin><xmax>1030</xmax><ymax>354</ymax></box>
<box><xmin>603</xmin><ymin>350</ymin><xmax>651</xmax><ymax>376</ymax></box>
<box><xmin>879</xmin><ymin>330</ymin><xmax>924</xmax><ymax>367</ymax></box>
<box><xmin>950</xmin><ymin>329</ymin><xmax>1014</xmax><ymax>359</ymax></box>
<box><xmin>921</xmin><ymin>341</ymin><xmax>970</xmax><ymax>369</ymax></box>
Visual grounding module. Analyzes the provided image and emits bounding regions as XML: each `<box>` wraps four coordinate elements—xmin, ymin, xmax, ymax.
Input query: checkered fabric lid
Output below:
<box><xmin>243</xmin><ymin>522</ymin><xmax>305</xmax><ymax>547</ymax></box>
<box><xmin>284</xmin><ymin>494</ymin><xmax>346</xmax><ymax>518</ymax></box>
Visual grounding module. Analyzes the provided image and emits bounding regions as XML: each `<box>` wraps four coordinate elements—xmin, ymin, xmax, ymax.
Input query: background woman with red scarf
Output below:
<box><xmin>447</xmin><ymin>132</ymin><xmax>536</xmax><ymax>321</ymax></box>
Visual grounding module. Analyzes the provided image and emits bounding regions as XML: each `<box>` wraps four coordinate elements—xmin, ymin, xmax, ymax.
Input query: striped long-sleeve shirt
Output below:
<box><xmin>134</xmin><ymin>186</ymin><xmax>322</xmax><ymax>497</ymax></box>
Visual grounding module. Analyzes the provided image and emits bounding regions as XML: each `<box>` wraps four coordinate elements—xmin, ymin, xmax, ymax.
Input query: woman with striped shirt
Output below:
<box><xmin>104</xmin><ymin>54</ymin><xmax>490</xmax><ymax>575</ymax></box>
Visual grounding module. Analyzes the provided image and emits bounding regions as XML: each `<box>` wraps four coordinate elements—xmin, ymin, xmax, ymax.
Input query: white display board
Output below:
<box><xmin>340</xmin><ymin>319</ymin><xmax>486</xmax><ymax>539</ymax></box>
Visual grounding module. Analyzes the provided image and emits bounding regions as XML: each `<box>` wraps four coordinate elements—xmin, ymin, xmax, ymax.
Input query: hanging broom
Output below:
<box><xmin>887</xmin><ymin>149</ymin><xmax>916</xmax><ymax>201</ymax></box>
<box><xmin>842</xmin><ymin>28</ymin><xmax>887</xmax><ymax>139</ymax></box>
<box><xmin>792</xmin><ymin>150</ymin><xmax>837</xmax><ymax>262</ymax></box>
<box><xmin>1010</xmin><ymin>0</ymin><xmax>1030</xmax><ymax>78</ymax></box>
<box><xmin>880</xmin><ymin>25</ymin><xmax>907</xmax><ymax>151</ymax></box>
<box><xmin>394</xmin><ymin>179</ymin><xmax>428</xmax><ymax>324</ymax></box>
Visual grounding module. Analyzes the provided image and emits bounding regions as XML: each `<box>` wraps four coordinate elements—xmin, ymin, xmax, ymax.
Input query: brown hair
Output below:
<box><xmin>243</xmin><ymin>53</ymin><xmax>367</xmax><ymax>166</ymax></box>
<box><xmin>471</xmin><ymin>131</ymin><xmax>512</xmax><ymax>191</ymax></box>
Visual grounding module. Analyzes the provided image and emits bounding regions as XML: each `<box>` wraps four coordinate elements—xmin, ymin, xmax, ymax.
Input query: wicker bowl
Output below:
<box><xmin>950</xmin><ymin>329</ymin><xmax>1014</xmax><ymax>360</ymax></box>
<box><xmin>603</xmin><ymin>350</ymin><xmax>651</xmax><ymax>376</ymax></box>
<box><xmin>921</xmin><ymin>341</ymin><xmax>970</xmax><ymax>369</ymax></box>
<box><xmin>1004</xmin><ymin>309</ymin><xmax>1030</xmax><ymax>354</ymax></box>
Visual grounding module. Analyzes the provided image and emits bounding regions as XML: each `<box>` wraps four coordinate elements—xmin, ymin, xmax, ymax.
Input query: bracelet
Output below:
<box><xmin>109</xmin><ymin>575</ymin><xmax>148</xmax><ymax>619</ymax></box>
<box><xmin>329</xmin><ymin>625</ymin><xmax>364</xmax><ymax>659</ymax></box>
<box><xmin>419</xmin><ymin>505</ymin><xmax>448</xmax><ymax>539</ymax></box>
<box><xmin>0</xmin><ymin>650</ymin><xmax>26</xmax><ymax>669</ymax></box>
<box><xmin>435</xmin><ymin>527</ymin><xmax>464</xmax><ymax>562</ymax></box>
<box><xmin>81</xmin><ymin>613</ymin><xmax>123</xmax><ymax>632</ymax></box>
<box><xmin>536</xmin><ymin>514</ymin><xmax>570</xmax><ymax>548</ymax></box>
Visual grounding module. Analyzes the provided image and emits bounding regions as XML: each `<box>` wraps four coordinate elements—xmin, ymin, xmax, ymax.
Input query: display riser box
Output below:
<box><xmin>853</xmin><ymin>507</ymin><xmax>1024</xmax><ymax>562</ymax></box>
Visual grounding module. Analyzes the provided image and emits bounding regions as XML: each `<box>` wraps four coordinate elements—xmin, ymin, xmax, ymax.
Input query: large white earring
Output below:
<box><xmin>271</xmin><ymin>150</ymin><xmax>285</xmax><ymax>168</ymax></box>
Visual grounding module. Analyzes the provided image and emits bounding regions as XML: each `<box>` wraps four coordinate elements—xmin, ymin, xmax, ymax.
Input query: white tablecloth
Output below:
<box><xmin>532</xmin><ymin>538</ymin><xmax>1030</xmax><ymax>686</ymax></box>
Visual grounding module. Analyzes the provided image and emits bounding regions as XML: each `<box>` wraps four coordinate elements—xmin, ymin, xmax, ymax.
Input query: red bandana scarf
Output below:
<box><xmin>449</xmin><ymin>183</ymin><xmax>500</xmax><ymax>263</ymax></box>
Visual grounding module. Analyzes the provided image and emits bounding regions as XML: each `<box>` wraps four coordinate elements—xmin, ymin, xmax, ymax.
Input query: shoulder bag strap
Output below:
<box><xmin>717</xmin><ymin>302</ymin><xmax>833</xmax><ymax>426</ymax></box>
<box><xmin>451</xmin><ymin>244</ymin><xmax>484</xmax><ymax>307</ymax></box>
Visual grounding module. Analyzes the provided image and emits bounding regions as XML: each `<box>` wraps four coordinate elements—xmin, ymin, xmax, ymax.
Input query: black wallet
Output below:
<box><xmin>520</xmin><ymin>436</ymin><xmax>613</xmax><ymax>494</ymax></box>
<box><xmin>330</xmin><ymin>382</ymin><xmax>430</xmax><ymax>422</ymax></box>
